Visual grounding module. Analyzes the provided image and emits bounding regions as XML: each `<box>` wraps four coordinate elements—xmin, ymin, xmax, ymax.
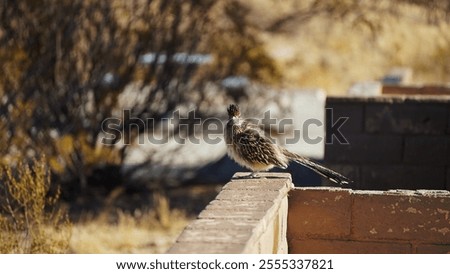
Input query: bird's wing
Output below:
<box><xmin>235</xmin><ymin>126</ymin><xmax>287</xmax><ymax>168</ymax></box>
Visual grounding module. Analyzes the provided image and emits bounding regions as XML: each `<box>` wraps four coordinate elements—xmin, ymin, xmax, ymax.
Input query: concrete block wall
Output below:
<box><xmin>324</xmin><ymin>96</ymin><xmax>450</xmax><ymax>190</ymax></box>
<box><xmin>168</xmin><ymin>173</ymin><xmax>450</xmax><ymax>254</ymax></box>
<box><xmin>288</xmin><ymin>187</ymin><xmax>450</xmax><ymax>254</ymax></box>
<box><xmin>168</xmin><ymin>173</ymin><xmax>293</xmax><ymax>254</ymax></box>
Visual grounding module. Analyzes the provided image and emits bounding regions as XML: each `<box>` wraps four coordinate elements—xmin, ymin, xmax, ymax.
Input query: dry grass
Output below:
<box><xmin>0</xmin><ymin>157</ymin><xmax>71</xmax><ymax>253</ymax></box>
<box><xmin>66</xmin><ymin>185</ymin><xmax>220</xmax><ymax>254</ymax></box>
<box><xmin>68</xmin><ymin>186</ymin><xmax>220</xmax><ymax>254</ymax></box>
<box><xmin>69</xmin><ymin>208</ymin><xmax>190</xmax><ymax>254</ymax></box>
<box><xmin>0</xmin><ymin>157</ymin><xmax>216</xmax><ymax>254</ymax></box>
<box><xmin>0</xmin><ymin>157</ymin><xmax>191</xmax><ymax>254</ymax></box>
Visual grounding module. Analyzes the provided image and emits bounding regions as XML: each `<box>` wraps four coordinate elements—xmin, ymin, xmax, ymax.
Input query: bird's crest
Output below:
<box><xmin>227</xmin><ymin>104</ymin><xmax>240</xmax><ymax>118</ymax></box>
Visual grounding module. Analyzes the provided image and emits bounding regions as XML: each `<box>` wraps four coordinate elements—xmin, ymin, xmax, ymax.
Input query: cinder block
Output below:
<box><xmin>198</xmin><ymin>207</ymin><xmax>267</xmax><ymax>220</ymax></box>
<box><xmin>168</xmin><ymin>242</ymin><xmax>246</xmax><ymax>254</ymax></box>
<box><xmin>215</xmin><ymin>189</ymin><xmax>282</xmax><ymax>201</ymax></box>
<box><xmin>287</xmin><ymin>188</ymin><xmax>352</xmax><ymax>239</ymax></box>
<box><xmin>288</xmin><ymin>239</ymin><xmax>411</xmax><ymax>254</ymax></box>
<box><xmin>447</xmin><ymin>168</ymin><xmax>450</xmax><ymax>191</ymax></box>
<box><xmin>447</xmin><ymin>105</ymin><xmax>450</xmax><ymax>134</ymax></box>
<box><xmin>198</xmin><ymin>198</ymin><xmax>280</xmax><ymax>220</ymax></box>
<box><xmin>186</xmin><ymin>218</ymin><xmax>260</xmax><ymax>231</ymax></box>
<box><xmin>168</xmin><ymin>172</ymin><xmax>292</xmax><ymax>254</ymax></box>
<box><xmin>206</xmin><ymin>199</ymin><xmax>275</xmax><ymax>212</ymax></box>
<box><xmin>325</xmin><ymin>103</ymin><xmax>364</xmax><ymax>134</ymax></box>
<box><xmin>325</xmin><ymin>134</ymin><xmax>403</xmax><ymax>164</ymax></box>
<box><xmin>254</xmin><ymin>213</ymin><xmax>277</xmax><ymax>254</ymax></box>
<box><xmin>365</xmin><ymin>103</ymin><xmax>448</xmax><ymax>134</ymax></box>
<box><xmin>360</xmin><ymin>165</ymin><xmax>446</xmax><ymax>190</ymax></box>
<box><xmin>277</xmin><ymin>198</ymin><xmax>289</xmax><ymax>254</ymax></box>
<box><xmin>403</xmin><ymin>136</ymin><xmax>449</xmax><ymax>165</ymax></box>
<box><xmin>226</xmin><ymin>173</ymin><xmax>293</xmax><ymax>192</ymax></box>
<box><xmin>224</xmin><ymin>179</ymin><xmax>290</xmax><ymax>191</ymax></box>
<box><xmin>176</xmin><ymin>228</ymin><xmax>254</xmax><ymax>244</ymax></box>
<box><xmin>352</xmin><ymin>191</ymin><xmax>450</xmax><ymax>243</ymax></box>
<box><xmin>416</xmin><ymin>244</ymin><xmax>450</xmax><ymax>254</ymax></box>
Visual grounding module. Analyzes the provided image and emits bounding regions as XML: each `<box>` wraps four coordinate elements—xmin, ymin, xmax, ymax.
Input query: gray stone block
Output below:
<box><xmin>360</xmin><ymin>165</ymin><xmax>446</xmax><ymax>190</ymax></box>
<box><xmin>325</xmin><ymin>134</ymin><xmax>403</xmax><ymax>164</ymax></box>
<box><xmin>403</xmin><ymin>136</ymin><xmax>449</xmax><ymax>165</ymax></box>
<box><xmin>365</xmin><ymin>103</ymin><xmax>448</xmax><ymax>134</ymax></box>
<box><xmin>325</xmin><ymin>102</ymin><xmax>364</xmax><ymax>134</ymax></box>
<box><xmin>447</xmin><ymin>168</ymin><xmax>450</xmax><ymax>191</ymax></box>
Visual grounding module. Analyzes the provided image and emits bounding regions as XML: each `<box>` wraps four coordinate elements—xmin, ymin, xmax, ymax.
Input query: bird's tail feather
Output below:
<box><xmin>282</xmin><ymin>149</ymin><xmax>350</xmax><ymax>185</ymax></box>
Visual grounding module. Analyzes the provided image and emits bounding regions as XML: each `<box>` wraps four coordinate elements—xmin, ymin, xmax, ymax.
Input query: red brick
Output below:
<box><xmin>287</xmin><ymin>188</ymin><xmax>352</xmax><ymax>239</ymax></box>
<box><xmin>288</xmin><ymin>239</ymin><xmax>411</xmax><ymax>254</ymax></box>
<box><xmin>352</xmin><ymin>191</ymin><xmax>450</xmax><ymax>243</ymax></box>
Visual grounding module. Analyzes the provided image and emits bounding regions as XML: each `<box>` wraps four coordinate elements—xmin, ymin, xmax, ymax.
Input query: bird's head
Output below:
<box><xmin>227</xmin><ymin>104</ymin><xmax>240</xmax><ymax>119</ymax></box>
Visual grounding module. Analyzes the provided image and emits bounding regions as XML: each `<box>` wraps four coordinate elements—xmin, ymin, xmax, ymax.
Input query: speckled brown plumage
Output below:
<box><xmin>224</xmin><ymin>104</ymin><xmax>350</xmax><ymax>184</ymax></box>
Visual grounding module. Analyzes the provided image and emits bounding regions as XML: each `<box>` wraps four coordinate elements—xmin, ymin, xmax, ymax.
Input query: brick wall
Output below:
<box><xmin>168</xmin><ymin>173</ymin><xmax>293</xmax><ymax>254</ymax></box>
<box><xmin>168</xmin><ymin>173</ymin><xmax>450</xmax><ymax>254</ymax></box>
<box><xmin>324</xmin><ymin>96</ymin><xmax>450</xmax><ymax>190</ymax></box>
<box><xmin>288</xmin><ymin>187</ymin><xmax>450</xmax><ymax>254</ymax></box>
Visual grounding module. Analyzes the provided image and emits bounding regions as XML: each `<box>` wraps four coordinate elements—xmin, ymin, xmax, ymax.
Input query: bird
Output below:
<box><xmin>224</xmin><ymin>104</ymin><xmax>350</xmax><ymax>185</ymax></box>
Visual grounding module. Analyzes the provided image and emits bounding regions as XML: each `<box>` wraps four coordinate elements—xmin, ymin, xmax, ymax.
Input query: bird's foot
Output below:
<box><xmin>234</xmin><ymin>172</ymin><xmax>263</xmax><ymax>179</ymax></box>
<box><xmin>249</xmin><ymin>172</ymin><xmax>260</xmax><ymax>178</ymax></box>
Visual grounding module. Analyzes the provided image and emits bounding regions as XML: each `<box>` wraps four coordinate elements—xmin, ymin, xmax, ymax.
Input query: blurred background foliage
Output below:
<box><xmin>0</xmin><ymin>0</ymin><xmax>449</xmax><ymax>253</ymax></box>
<box><xmin>0</xmin><ymin>0</ymin><xmax>282</xmax><ymax>193</ymax></box>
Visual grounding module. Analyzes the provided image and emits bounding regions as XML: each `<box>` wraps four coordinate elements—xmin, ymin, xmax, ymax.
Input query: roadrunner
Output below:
<box><xmin>224</xmin><ymin>104</ymin><xmax>350</xmax><ymax>184</ymax></box>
